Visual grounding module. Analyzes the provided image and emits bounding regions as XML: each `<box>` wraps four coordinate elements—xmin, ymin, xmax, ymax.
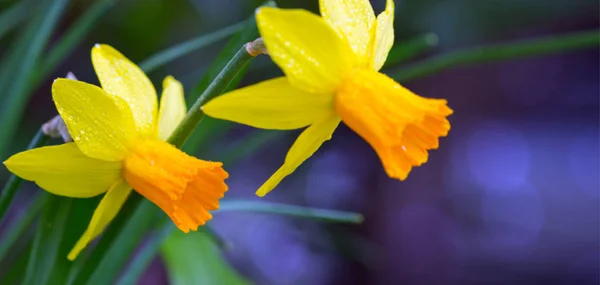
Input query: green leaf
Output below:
<box><xmin>46</xmin><ymin>196</ymin><xmax>102</xmax><ymax>285</ymax></box>
<box><xmin>116</xmin><ymin>198</ymin><xmax>362</xmax><ymax>285</ymax></box>
<box><xmin>36</xmin><ymin>0</ymin><xmax>115</xmax><ymax>82</ymax></box>
<box><xmin>1</xmin><ymin>240</ymin><xmax>32</xmax><ymax>285</ymax></box>
<box><xmin>393</xmin><ymin>29</ymin><xmax>600</xmax><ymax>83</ymax></box>
<box><xmin>23</xmin><ymin>195</ymin><xmax>72</xmax><ymax>285</ymax></box>
<box><xmin>139</xmin><ymin>22</ymin><xmax>245</xmax><ymax>73</ymax></box>
<box><xmin>67</xmin><ymin>194</ymin><xmax>152</xmax><ymax>285</ymax></box>
<box><xmin>383</xmin><ymin>33</ymin><xmax>439</xmax><ymax>67</ymax></box>
<box><xmin>114</xmin><ymin>221</ymin><xmax>174</xmax><ymax>285</ymax></box>
<box><xmin>217</xmin><ymin>200</ymin><xmax>364</xmax><ymax>223</ymax></box>
<box><xmin>0</xmin><ymin>130</ymin><xmax>50</xmax><ymax>222</ymax></box>
<box><xmin>80</xmin><ymin>200</ymin><xmax>158</xmax><ymax>285</ymax></box>
<box><xmin>0</xmin><ymin>193</ymin><xmax>47</xmax><ymax>262</ymax></box>
<box><xmin>216</xmin><ymin>130</ymin><xmax>282</xmax><ymax>163</ymax></box>
<box><xmin>0</xmin><ymin>0</ymin><xmax>33</xmax><ymax>41</ymax></box>
<box><xmin>0</xmin><ymin>0</ymin><xmax>69</xmax><ymax>158</ymax></box>
<box><xmin>161</xmin><ymin>230</ymin><xmax>251</xmax><ymax>285</ymax></box>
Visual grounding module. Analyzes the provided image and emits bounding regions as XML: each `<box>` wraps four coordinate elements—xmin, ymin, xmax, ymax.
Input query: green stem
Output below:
<box><xmin>394</xmin><ymin>30</ymin><xmax>600</xmax><ymax>82</ymax></box>
<box><xmin>168</xmin><ymin>45</ymin><xmax>254</xmax><ymax>148</ymax></box>
<box><xmin>217</xmin><ymin>200</ymin><xmax>364</xmax><ymax>223</ymax></box>
<box><xmin>0</xmin><ymin>129</ymin><xmax>50</xmax><ymax>222</ymax></box>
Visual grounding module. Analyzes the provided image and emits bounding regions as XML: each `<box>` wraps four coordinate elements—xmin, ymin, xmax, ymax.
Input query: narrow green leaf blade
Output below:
<box><xmin>36</xmin><ymin>0</ymin><xmax>115</xmax><ymax>82</ymax></box>
<box><xmin>23</xmin><ymin>195</ymin><xmax>72</xmax><ymax>285</ymax></box>
<box><xmin>139</xmin><ymin>22</ymin><xmax>245</xmax><ymax>73</ymax></box>
<box><xmin>0</xmin><ymin>193</ymin><xmax>47</xmax><ymax>261</ymax></box>
<box><xmin>46</xmin><ymin>196</ymin><xmax>102</xmax><ymax>285</ymax></box>
<box><xmin>114</xmin><ymin>222</ymin><xmax>174</xmax><ymax>285</ymax></box>
<box><xmin>0</xmin><ymin>130</ymin><xmax>50</xmax><ymax>222</ymax></box>
<box><xmin>86</xmin><ymin>201</ymin><xmax>158</xmax><ymax>285</ymax></box>
<box><xmin>383</xmin><ymin>33</ymin><xmax>439</xmax><ymax>67</ymax></box>
<box><xmin>393</xmin><ymin>29</ymin><xmax>600</xmax><ymax>83</ymax></box>
<box><xmin>0</xmin><ymin>0</ymin><xmax>33</xmax><ymax>41</ymax></box>
<box><xmin>161</xmin><ymin>230</ymin><xmax>250</xmax><ymax>285</ymax></box>
<box><xmin>217</xmin><ymin>200</ymin><xmax>364</xmax><ymax>223</ymax></box>
<box><xmin>0</xmin><ymin>0</ymin><xmax>69</xmax><ymax>157</ymax></box>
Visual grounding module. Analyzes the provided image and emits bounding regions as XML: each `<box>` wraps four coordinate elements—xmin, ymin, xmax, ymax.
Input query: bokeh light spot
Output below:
<box><xmin>466</xmin><ymin>122</ymin><xmax>532</xmax><ymax>193</ymax></box>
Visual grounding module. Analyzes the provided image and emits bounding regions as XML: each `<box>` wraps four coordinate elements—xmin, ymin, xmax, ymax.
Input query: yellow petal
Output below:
<box><xmin>256</xmin><ymin>7</ymin><xmax>356</xmax><ymax>94</ymax></box>
<box><xmin>3</xmin><ymin>143</ymin><xmax>121</xmax><ymax>198</ymax></box>
<box><xmin>53</xmin><ymin>78</ymin><xmax>137</xmax><ymax>161</ymax></box>
<box><xmin>370</xmin><ymin>0</ymin><xmax>395</xmax><ymax>71</ymax></box>
<box><xmin>157</xmin><ymin>76</ymin><xmax>186</xmax><ymax>141</ymax></box>
<box><xmin>319</xmin><ymin>0</ymin><xmax>375</xmax><ymax>66</ymax></box>
<box><xmin>256</xmin><ymin>112</ymin><xmax>341</xmax><ymax>197</ymax></box>
<box><xmin>67</xmin><ymin>180</ymin><xmax>132</xmax><ymax>260</ymax></box>
<box><xmin>92</xmin><ymin>44</ymin><xmax>158</xmax><ymax>136</ymax></box>
<box><xmin>203</xmin><ymin>77</ymin><xmax>334</xmax><ymax>130</ymax></box>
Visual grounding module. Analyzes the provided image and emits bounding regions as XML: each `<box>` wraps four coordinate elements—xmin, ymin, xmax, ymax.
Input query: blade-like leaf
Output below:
<box><xmin>383</xmin><ymin>33</ymin><xmax>439</xmax><ymax>67</ymax></box>
<box><xmin>0</xmin><ymin>130</ymin><xmax>49</xmax><ymax>222</ymax></box>
<box><xmin>114</xmin><ymin>221</ymin><xmax>174</xmax><ymax>285</ymax></box>
<box><xmin>0</xmin><ymin>0</ymin><xmax>69</xmax><ymax>158</ymax></box>
<box><xmin>82</xmin><ymin>201</ymin><xmax>158</xmax><ymax>285</ymax></box>
<box><xmin>393</xmin><ymin>29</ymin><xmax>600</xmax><ymax>82</ymax></box>
<box><xmin>36</xmin><ymin>0</ymin><xmax>115</xmax><ymax>82</ymax></box>
<box><xmin>161</xmin><ymin>231</ymin><xmax>251</xmax><ymax>285</ymax></box>
<box><xmin>0</xmin><ymin>193</ymin><xmax>47</xmax><ymax>261</ymax></box>
<box><xmin>139</xmin><ymin>22</ymin><xmax>245</xmax><ymax>73</ymax></box>
<box><xmin>0</xmin><ymin>0</ymin><xmax>33</xmax><ymax>41</ymax></box>
<box><xmin>217</xmin><ymin>200</ymin><xmax>363</xmax><ymax>223</ymax></box>
<box><xmin>46</xmin><ymin>196</ymin><xmax>102</xmax><ymax>285</ymax></box>
<box><xmin>23</xmin><ymin>195</ymin><xmax>72</xmax><ymax>285</ymax></box>
<box><xmin>1</xmin><ymin>241</ymin><xmax>32</xmax><ymax>285</ymax></box>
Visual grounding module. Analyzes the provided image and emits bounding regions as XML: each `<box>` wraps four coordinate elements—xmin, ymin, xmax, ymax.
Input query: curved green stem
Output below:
<box><xmin>394</xmin><ymin>30</ymin><xmax>600</xmax><ymax>82</ymax></box>
<box><xmin>168</xmin><ymin>45</ymin><xmax>254</xmax><ymax>148</ymax></box>
<box><xmin>0</xmin><ymin>129</ymin><xmax>50</xmax><ymax>222</ymax></box>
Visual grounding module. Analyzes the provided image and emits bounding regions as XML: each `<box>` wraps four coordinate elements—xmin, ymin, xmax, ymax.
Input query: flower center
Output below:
<box><xmin>123</xmin><ymin>139</ymin><xmax>228</xmax><ymax>232</ymax></box>
<box><xmin>334</xmin><ymin>69</ymin><xmax>453</xmax><ymax>180</ymax></box>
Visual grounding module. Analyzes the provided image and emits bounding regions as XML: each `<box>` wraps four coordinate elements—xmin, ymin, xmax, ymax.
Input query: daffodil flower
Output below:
<box><xmin>203</xmin><ymin>0</ymin><xmax>452</xmax><ymax>197</ymax></box>
<box><xmin>3</xmin><ymin>45</ymin><xmax>228</xmax><ymax>260</ymax></box>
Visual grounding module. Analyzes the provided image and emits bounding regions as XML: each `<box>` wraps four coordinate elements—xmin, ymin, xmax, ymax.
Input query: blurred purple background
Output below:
<box><xmin>5</xmin><ymin>0</ymin><xmax>599</xmax><ymax>284</ymax></box>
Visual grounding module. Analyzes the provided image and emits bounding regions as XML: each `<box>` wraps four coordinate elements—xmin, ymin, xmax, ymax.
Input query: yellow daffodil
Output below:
<box><xmin>203</xmin><ymin>0</ymin><xmax>452</xmax><ymax>197</ymax></box>
<box><xmin>3</xmin><ymin>44</ymin><xmax>228</xmax><ymax>260</ymax></box>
